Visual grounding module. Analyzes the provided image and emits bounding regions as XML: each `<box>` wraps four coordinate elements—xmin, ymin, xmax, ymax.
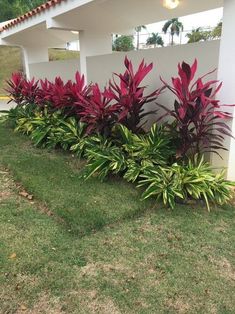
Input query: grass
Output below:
<box><xmin>49</xmin><ymin>48</ymin><xmax>80</xmax><ymax>62</ymax></box>
<box><xmin>0</xmin><ymin>46</ymin><xmax>80</xmax><ymax>95</ymax></box>
<box><xmin>0</xmin><ymin>124</ymin><xmax>151</xmax><ymax>235</ymax></box>
<box><xmin>0</xmin><ymin>123</ymin><xmax>235</xmax><ymax>313</ymax></box>
<box><xmin>0</xmin><ymin>47</ymin><xmax>22</xmax><ymax>95</ymax></box>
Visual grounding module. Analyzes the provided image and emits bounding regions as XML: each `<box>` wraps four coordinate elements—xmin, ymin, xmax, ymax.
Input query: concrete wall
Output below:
<box><xmin>29</xmin><ymin>58</ymin><xmax>80</xmax><ymax>81</ymax></box>
<box><xmin>87</xmin><ymin>40</ymin><xmax>220</xmax><ymax>127</ymax></box>
<box><xmin>28</xmin><ymin>41</ymin><xmax>220</xmax><ymax>128</ymax></box>
<box><xmin>210</xmin><ymin>0</ymin><xmax>235</xmax><ymax>180</ymax></box>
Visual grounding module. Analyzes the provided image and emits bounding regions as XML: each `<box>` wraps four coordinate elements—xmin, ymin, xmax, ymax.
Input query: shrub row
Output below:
<box><xmin>2</xmin><ymin>57</ymin><xmax>235</xmax><ymax>209</ymax></box>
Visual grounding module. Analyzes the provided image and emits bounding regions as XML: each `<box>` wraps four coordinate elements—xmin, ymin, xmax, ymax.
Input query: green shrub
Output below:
<box><xmin>16</xmin><ymin>108</ymin><xmax>65</xmax><ymax>147</ymax></box>
<box><xmin>112</xmin><ymin>35</ymin><xmax>134</xmax><ymax>52</ymax></box>
<box><xmin>47</xmin><ymin>119</ymin><xmax>87</xmax><ymax>157</ymax></box>
<box><xmin>115</xmin><ymin>123</ymin><xmax>174</xmax><ymax>167</ymax></box>
<box><xmin>2</xmin><ymin>103</ymin><xmax>37</xmax><ymax>128</ymax></box>
<box><xmin>138</xmin><ymin>155</ymin><xmax>235</xmax><ymax>210</ymax></box>
<box><xmin>14</xmin><ymin>107</ymin><xmax>88</xmax><ymax>154</ymax></box>
<box><xmin>82</xmin><ymin>123</ymin><xmax>173</xmax><ymax>181</ymax></box>
<box><xmin>82</xmin><ymin>135</ymin><xmax>126</xmax><ymax>180</ymax></box>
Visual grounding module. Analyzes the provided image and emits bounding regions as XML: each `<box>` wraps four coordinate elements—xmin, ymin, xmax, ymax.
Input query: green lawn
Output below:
<box><xmin>0</xmin><ymin>46</ymin><xmax>80</xmax><ymax>95</ymax></box>
<box><xmin>0</xmin><ymin>47</ymin><xmax>22</xmax><ymax>95</ymax></box>
<box><xmin>0</xmin><ymin>123</ymin><xmax>235</xmax><ymax>313</ymax></box>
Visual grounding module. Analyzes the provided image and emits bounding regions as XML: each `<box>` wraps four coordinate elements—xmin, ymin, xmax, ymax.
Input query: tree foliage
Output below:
<box><xmin>211</xmin><ymin>22</ymin><xmax>222</xmax><ymax>39</ymax></box>
<box><xmin>0</xmin><ymin>0</ymin><xmax>45</xmax><ymax>22</ymax></box>
<box><xmin>112</xmin><ymin>35</ymin><xmax>134</xmax><ymax>52</ymax></box>
<box><xmin>146</xmin><ymin>33</ymin><xmax>164</xmax><ymax>47</ymax></box>
<box><xmin>135</xmin><ymin>25</ymin><xmax>147</xmax><ymax>50</ymax></box>
<box><xmin>186</xmin><ymin>27</ymin><xmax>207</xmax><ymax>43</ymax></box>
<box><xmin>186</xmin><ymin>22</ymin><xmax>223</xmax><ymax>44</ymax></box>
<box><xmin>162</xmin><ymin>18</ymin><xmax>184</xmax><ymax>46</ymax></box>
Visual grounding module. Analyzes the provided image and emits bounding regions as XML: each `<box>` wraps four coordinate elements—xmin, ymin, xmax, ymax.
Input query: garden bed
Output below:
<box><xmin>0</xmin><ymin>127</ymin><xmax>235</xmax><ymax>313</ymax></box>
<box><xmin>2</xmin><ymin>57</ymin><xmax>235</xmax><ymax>211</ymax></box>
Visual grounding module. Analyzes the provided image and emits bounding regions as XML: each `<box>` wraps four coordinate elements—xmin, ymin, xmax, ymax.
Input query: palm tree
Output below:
<box><xmin>186</xmin><ymin>27</ymin><xmax>213</xmax><ymax>43</ymax></box>
<box><xmin>135</xmin><ymin>25</ymin><xmax>147</xmax><ymax>50</ymax></box>
<box><xmin>146</xmin><ymin>33</ymin><xmax>164</xmax><ymax>47</ymax></box>
<box><xmin>186</xmin><ymin>27</ymin><xmax>204</xmax><ymax>43</ymax></box>
<box><xmin>162</xmin><ymin>18</ymin><xmax>184</xmax><ymax>46</ymax></box>
<box><xmin>211</xmin><ymin>21</ymin><xmax>222</xmax><ymax>39</ymax></box>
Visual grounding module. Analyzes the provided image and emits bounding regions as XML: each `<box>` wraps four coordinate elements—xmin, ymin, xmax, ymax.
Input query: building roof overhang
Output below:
<box><xmin>0</xmin><ymin>0</ymin><xmax>223</xmax><ymax>47</ymax></box>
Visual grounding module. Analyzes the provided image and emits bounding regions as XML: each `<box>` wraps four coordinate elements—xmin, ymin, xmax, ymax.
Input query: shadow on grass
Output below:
<box><xmin>0</xmin><ymin>124</ymin><xmax>155</xmax><ymax>236</ymax></box>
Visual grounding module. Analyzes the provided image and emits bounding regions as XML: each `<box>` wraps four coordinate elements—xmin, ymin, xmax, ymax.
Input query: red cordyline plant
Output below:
<box><xmin>35</xmin><ymin>78</ymin><xmax>52</xmax><ymax>107</ymax></box>
<box><xmin>69</xmin><ymin>71</ymin><xmax>91</xmax><ymax>115</ymax></box>
<box><xmin>78</xmin><ymin>83</ymin><xmax>120</xmax><ymax>136</ymax></box>
<box><xmin>6</xmin><ymin>72</ymin><xmax>39</xmax><ymax>105</ymax></box>
<box><xmin>159</xmin><ymin>59</ymin><xmax>234</xmax><ymax>158</ymax></box>
<box><xmin>35</xmin><ymin>72</ymin><xmax>89</xmax><ymax>115</ymax></box>
<box><xmin>6</xmin><ymin>72</ymin><xmax>25</xmax><ymax>105</ymax></box>
<box><xmin>42</xmin><ymin>77</ymin><xmax>75</xmax><ymax>111</ymax></box>
<box><xmin>21</xmin><ymin>77</ymin><xmax>39</xmax><ymax>105</ymax></box>
<box><xmin>105</xmin><ymin>57</ymin><xmax>162</xmax><ymax>133</ymax></box>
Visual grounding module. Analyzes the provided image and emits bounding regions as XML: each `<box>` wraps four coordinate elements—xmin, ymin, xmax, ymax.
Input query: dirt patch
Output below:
<box><xmin>68</xmin><ymin>158</ymin><xmax>87</xmax><ymax>173</ymax></box>
<box><xmin>85</xmin><ymin>297</ymin><xmax>121</xmax><ymax>314</ymax></box>
<box><xmin>136</xmin><ymin>219</ymin><xmax>160</xmax><ymax>234</ymax></box>
<box><xmin>66</xmin><ymin>288</ymin><xmax>122</xmax><ymax>314</ymax></box>
<box><xmin>0</xmin><ymin>169</ymin><xmax>14</xmax><ymax>195</ymax></box>
<box><xmin>15</xmin><ymin>273</ymin><xmax>39</xmax><ymax>291</ymax></box>
<box><xmin>75</xmin><ymin>290</ymin><xmax>121</xmax><ymax>314</ymax></box>
<box><xmin>216</xmin><ymin>258</ymin><xmax>235</xmax><ymax>281</ymax></box>
<box><xmin>0</xmin><ymin>191</ymin><xmax>12</xmax><ymax>200</ymax></box>
<box><xmin>165</xmin><ymin>298</ymin><xmax>190</xmax><ymax>313</ymax></box>
<box><xmin>16</xmin><ymin>294</ymin><xmax>65</xmax><ymax>314</ymax></box>
<box><xmin>214</xmin><ymin>220</ymin><xmax>229</xmax><ymax>233</ymax></box>
<box><xmin>208</xmin><ymin>304</ymin><xmax>218</xmax><ymax>314</ymax></box>
<box><xmin>229</xmin><ymin>188</ymin><xmax>235</xmax><ymax>206</ymax></box>
<box><xmin>80</xmin><ymin>262</ymin><xmax>130</xmax><ymax>278</ymax></box>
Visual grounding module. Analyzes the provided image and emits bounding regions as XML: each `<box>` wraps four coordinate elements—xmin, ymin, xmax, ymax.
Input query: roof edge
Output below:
<box><xmin>0</xmin><ymin>0</ymin><xmax>66</xmax><ymax>33</ymax></box>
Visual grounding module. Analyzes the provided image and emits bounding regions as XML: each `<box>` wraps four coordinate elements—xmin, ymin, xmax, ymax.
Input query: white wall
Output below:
<box><xmin>211</xmin><ymin>0</ymin><xmax>235</xmax><ymax>180</ymax></box>
<box><xmin>29</xmin><ymin>58</ymin><xmax>80</xmax><ymax>81</ymax></box>
<box><xmin>87</xmin><ymin>40</ymin><xmax>220</xmax><ymax>127</ymax></box>
<box><xmin>28</xmin><ymin>41</ymin><xmax>220</xmax><ymax>126</ymax></box>
<box><xmin>79</xmin><ymin>30</ymin><xmax>112</xmax><ymax>78</ymax></box>
<box><xmin>23</xmin><ymin>46</ymin><xmax>49</xmax><ymax>79</ymax></box>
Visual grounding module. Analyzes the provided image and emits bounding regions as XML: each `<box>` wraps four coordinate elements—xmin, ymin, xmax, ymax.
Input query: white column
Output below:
<box><xmin>22</xmin><ymin>46</ymin><xmax>49</xmax><ymax>79</ymax></box>
<box><xmin>79</xmin><ymin>30</ymin><xmax>112</xmax><ymax>79</ymax></box>
<box><xmin>211</xmin><ymin>0</ymin><xmax>235</xmax><ymax>180</ymax></box>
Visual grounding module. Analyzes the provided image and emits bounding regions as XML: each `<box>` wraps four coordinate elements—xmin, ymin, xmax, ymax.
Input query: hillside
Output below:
<box><xmin>0</xmin><ymin>46</ymin><xmax>80</xmax><ymax>95</ymax></box>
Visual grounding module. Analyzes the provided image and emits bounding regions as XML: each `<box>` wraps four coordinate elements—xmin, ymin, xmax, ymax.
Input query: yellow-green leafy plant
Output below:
<box><xmin>138</xmin><ymin>155</ymin><xmax>235</xmax><ymax>210</ymax></box>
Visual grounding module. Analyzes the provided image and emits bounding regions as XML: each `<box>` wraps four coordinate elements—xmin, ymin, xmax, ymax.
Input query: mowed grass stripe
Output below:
<box><xmin>0</xmin><ymin>159</ymin><xmax>235</xmax><ymax>313</ymax></box>
<box><xmin>0</xmin><ymin>124</ymin><xmax>152</xmax><ymax>235</ymax></box>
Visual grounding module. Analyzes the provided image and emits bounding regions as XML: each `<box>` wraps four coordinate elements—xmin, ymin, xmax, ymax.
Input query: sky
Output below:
<box><xmin>148</xmin><ymin>7</ymin><xmax>223</xmax><ymax>32</ymax></box>
<box><xmin>69</xmin><ymin>7</ymin><xmax>223</xmax><ymax>50</ymax></box>
<box><xmin>138</xmin><ymin>7</ymin><xmax>223</xmax><ymax>46</ymax></box>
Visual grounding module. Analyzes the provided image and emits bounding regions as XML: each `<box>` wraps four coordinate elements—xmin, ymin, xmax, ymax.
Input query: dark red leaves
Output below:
<box><xmin>78</xmin><ymin>83</ymin><xmax>120</xmax><ymax>136</ymax></box>
<box><xmin>160</xmin><ymin>59</ymin><xmax>234</xmax><ymax>157</ymax></box>
<box><xmin>35</xmin><ymin>72</ymin><xmax>89</xmax><ymax>115</ymax></box>
<box><xmin>106</xmin><ymin>56</ymin><xmax>161</xmax><ymax>132</ymax></box>
<box><xmin>6</xmin><ymin>58</ymin><xmax>234</xmax><ymax>156</ymax></box>
<box><xmin>6</xmin><ymin>58</ymin><xmax>159</xmax><ymax>135</ymax></box>
<box><xmin>6</xmin><ymin>72</ymin><xmax>38</xmax><ymax>105</ymax></box>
